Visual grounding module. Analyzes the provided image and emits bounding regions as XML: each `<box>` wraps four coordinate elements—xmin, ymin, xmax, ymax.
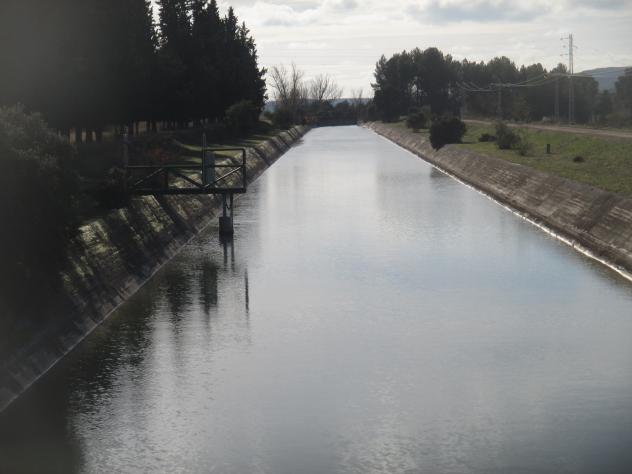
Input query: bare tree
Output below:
<box><xmin>269</xmin><ymin>63</ymin><xmax>308</xmax><ymax>114</ymax></box>
<box><xmin>350</xmin><ymin>88</ymin><xmax>364</xmax><ymax>107</ymax></box>
<box><xmin>308</xmin><ymin>74</ymin><xmax>343</xmax><ymax>105</ymax></box>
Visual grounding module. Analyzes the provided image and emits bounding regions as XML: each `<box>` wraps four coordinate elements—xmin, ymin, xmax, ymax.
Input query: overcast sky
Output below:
<box><xmin>162</xmin><ymin>0</ymin><xmax>632</xmax><ymax>96</ymax></box>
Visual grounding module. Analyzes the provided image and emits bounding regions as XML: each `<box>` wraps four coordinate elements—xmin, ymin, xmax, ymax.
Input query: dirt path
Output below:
<box><xmin>465</xmin><ymin>119</ymin><xmax>632</xmax><ymax>140</ymax></box>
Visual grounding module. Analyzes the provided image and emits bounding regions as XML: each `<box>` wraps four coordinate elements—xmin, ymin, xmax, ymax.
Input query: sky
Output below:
<box><xmin>158</xmin><ymin>0</ymin><xmax>632</xmax><ymax>96</ymax></box>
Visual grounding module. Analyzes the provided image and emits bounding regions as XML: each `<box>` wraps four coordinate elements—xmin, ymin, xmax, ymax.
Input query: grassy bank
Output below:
<box><xmin>460</xmin><ymin>123</ymin><xmax>632</xmax><ymax>196</ymax></box>
<box><xmin>385</xmin><ymin>120</ymin><xmax>632</xmax><ymax>197</ymax></box>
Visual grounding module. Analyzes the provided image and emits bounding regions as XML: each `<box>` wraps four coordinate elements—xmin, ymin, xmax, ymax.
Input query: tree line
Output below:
<box><xmin>372</xmin><ymin>47</ymin><xmax>632</xmax><ymax>125</ymax></box>
<box><xmin>0</xmin><ymin>0</ymin><xmax>266</xmax><ymax>142</ymax></box>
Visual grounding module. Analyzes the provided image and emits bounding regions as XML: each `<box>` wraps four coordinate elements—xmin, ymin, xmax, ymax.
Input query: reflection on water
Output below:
<box><xmin>2</xmin><ymin>126</ymin><xmax>632</xmax><ymax>474</ymax></box>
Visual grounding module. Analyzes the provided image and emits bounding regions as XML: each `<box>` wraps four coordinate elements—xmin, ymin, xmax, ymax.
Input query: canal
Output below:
<box><xmin>2</xmin><ymin>126</ymin><xmax>632</xmax><ymax>473</ymax></box>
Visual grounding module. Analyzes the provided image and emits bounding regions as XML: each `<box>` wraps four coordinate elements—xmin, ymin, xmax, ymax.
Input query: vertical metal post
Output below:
<box><xmin>568</xmin><ymin>33</ymin><xmax>574</xmax><ymax>124</ymax></box>
<box><xmin>569</xmin><ymin>74</ymin><xmax>574</xmax><ymax>124</ymax></box>
<box><xmin>496</xmin><ymin>85</ymin><xmax>503</xmax><ymax>120</ymax></box>
<box><xmin>202</xmin><ymin>133</ymin><xmax>208</xmax><ymax>185</ymax></box>
<box><xmin>123</xmin><ymin>132</ymin><xmax>129</xmax><ymax>194</ymax></box>
<box><xmin>554</xmin><ymin>76</ymin><xmax>560</xmax><ymax>122</ymax></box>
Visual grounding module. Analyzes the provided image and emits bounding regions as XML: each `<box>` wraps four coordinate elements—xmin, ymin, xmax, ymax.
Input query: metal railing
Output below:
<box><xmin>126</xmin><ymin>148</ymin><xmax>247</xmax><ymax>196</ymax></box>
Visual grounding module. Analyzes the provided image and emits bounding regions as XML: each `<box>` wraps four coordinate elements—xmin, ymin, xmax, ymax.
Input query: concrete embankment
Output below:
<box><xmin>0</xmin><ymin>126</ymin><xmax>309</xmax><ymax>412</ymax></box>
<box><xmin>367</xmin><ymin>122</ymin><xmax>632</xmax><ymax>277</ymax></box>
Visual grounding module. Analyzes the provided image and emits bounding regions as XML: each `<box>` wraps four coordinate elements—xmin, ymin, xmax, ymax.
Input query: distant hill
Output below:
<box><xmin>579</xmin><ymin>67</ymin><xmax>631</xmax><ymax>91</ymax></box>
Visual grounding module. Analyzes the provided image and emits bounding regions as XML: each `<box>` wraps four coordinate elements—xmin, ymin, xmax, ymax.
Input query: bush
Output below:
<box><xmin>495</xmin><ymin>122</ymin><xmax>520</xmax><ymax>150</ymax></box>
<box><xmin>406</xmin><ymin>110</ymin><xmax>428</xmax><ymax>131</ymax></box>
<box><xmin>604</xmin><ymin>111</ymin><xmax>632</xmax><ymax>127</ymax></box>
<box><xmin>0</xmin><ymin>106</ymin><xmax>80</xmax><ymax>325</ymax></box>
<box><xmin>429</xmin><ymin>117</ymin><xmax>466</xmax><ymax>150</ymax></box>
<box><xmin>478</xmin><ymin>133</ymin><xmax>496</xmax><ymax>142</ymax></box>
<box><xmin>573</xmin><ymin>155</ymin><xmax>585</xmax><ymax>163</ymax></box>
<box><xmin>516</xmin><ymin>129</ymin><xmax>533</xmax><ymax>156</ymax></box>
<box><xmin>224</xmin><ymin>100</ymin><xmax>261</xmax><ymax>136</ymax></box>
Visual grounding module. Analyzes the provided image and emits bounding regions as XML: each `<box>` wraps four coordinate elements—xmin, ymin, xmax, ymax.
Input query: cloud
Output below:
<box><xmin>407</xmin><ymin>0</ymin><xmax>553</xmax><ymax>23</ymax></box>
<box><xmin>571</xmin><ymin>0</ymin><xmax>632</xmax><ymax>9</ymax></box>
<box><xmin>237</xmin><ymin>1</ymin><xmax>320</xmax><ymax>27</ymax></box>
<box><xmin>192</xmin><ymin>0</ymin><xmax>632</xmax><ymax>93</ymax></box>
<box><xmin>329</xmin><ymin>0</ymin><xmax>359</xmax><ymax>10</ymax></box>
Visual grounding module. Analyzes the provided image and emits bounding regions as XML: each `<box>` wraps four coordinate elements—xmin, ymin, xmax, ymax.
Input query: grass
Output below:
<box><xmin>382</xmin><ymin>120</ymin><xmax>632</xmax><ymax>196</ymax></box>
<box><xmin>175</xmin><ymin>129</ymin><xmax>282</xmax><ymax>163</ymax></box>
<box><xmin>457</xmin><ymin>123</ymin><xmax>632</xmax><ymax>196</ymax></box>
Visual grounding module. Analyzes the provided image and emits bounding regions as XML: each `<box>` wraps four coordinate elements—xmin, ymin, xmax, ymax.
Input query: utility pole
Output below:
<box><xmin>554</xmin><ymin>76</ymin><xmax>560</xmax><ymax>122</ymax></box>
<box><xmin>492</xmin><ymin>84</ymin><xmax>503</xmax><ymax>120</ymax></box>
<box><xmin>561</xmin><ymin>33</ymin><xmax>577</xmax><ymax>124</ymax></box>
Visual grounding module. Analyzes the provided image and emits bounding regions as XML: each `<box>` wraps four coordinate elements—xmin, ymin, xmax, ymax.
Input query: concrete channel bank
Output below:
<box><xmin>0</xmin><ymin>126</ymin><xmax>310</xmax><ymax>412</ymax></box>
<box><xmin>367</xmin><ymin>122</ymin><xmax>632</xmax><ymax>278</ymax></box>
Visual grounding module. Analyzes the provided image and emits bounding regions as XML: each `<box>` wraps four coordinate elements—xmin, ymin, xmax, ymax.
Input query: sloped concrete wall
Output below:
<box><xmin>0</xmin><ymin>126</ymin><xmax>309</xmax><ymax>412</ymax></box>
<box><xmin>367</xmin><ymin>122</ymin><xmax>632</xmax><ymax>275</ymax></box>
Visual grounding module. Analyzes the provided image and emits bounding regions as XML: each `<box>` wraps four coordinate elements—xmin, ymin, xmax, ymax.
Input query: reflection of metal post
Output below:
<box><xmin>219</xmin><ymin>193</ymin><xmax>234</xmax><ymax>235</ymax></box>
<box><xmin>230</xmin><ymin>237</ymin><xmax>235</xmax><ymax>271</ymax></box>
<box><xmin>244</xmin><ymin>270</ymin><xmax>249</xmax><ymax>312</ymax></box>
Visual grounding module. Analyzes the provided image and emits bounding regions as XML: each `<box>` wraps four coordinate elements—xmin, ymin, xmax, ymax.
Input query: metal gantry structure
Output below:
<box><xmin>125</xmin><ymin>134</ymin><xmax>248</xmax><ymax>235</ymax></box>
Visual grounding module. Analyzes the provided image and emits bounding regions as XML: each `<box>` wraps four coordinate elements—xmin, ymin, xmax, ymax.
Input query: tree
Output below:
<box><xmin>372</xmin><ymin>48</ymin><xmax>460</xmax><ymax>121</ymax></box>
<box><xmin>595</xmin><ymin>91</ymin><xmax>614</xmax><ymax>120</ymax></box>
<box><xmin>308</xmin><ymin>74</ymin><xmax>343</xmax><ymax>105</ymax></box>
<box><xmin>615</xmin><ymin>69</ymin><xmax>632</xmax><ymax>118</ymax></box>
<box><xmin>1</xmin><ymin>0</ymin><xmax>267</xmax><ymax>136</ymax></box>
<box><xmin>269</xmin><ymin>63</ymin><xmax>307</xmax><ymax>124</ymax></box>
<box><xmin>0</xmin><ymin>106</ymin><xmax>80</xmax><ymax>324</ymax></box>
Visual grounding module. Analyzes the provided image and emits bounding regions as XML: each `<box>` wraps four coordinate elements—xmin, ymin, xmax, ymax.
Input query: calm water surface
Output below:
<box><xmin>2</xmin><ymin>126</ymin><xmax>632</xmax><ymax>473</ymax></box>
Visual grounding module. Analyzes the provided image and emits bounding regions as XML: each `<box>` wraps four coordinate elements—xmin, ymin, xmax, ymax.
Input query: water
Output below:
<box><xmin>2</xmin><ymin>126</ymin><xmax>632</xmax><ymax>474</ymax></box>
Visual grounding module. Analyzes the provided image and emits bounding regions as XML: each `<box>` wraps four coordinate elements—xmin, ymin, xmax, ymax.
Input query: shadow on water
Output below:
<box><xmin>0</xmin><ymin>285</ymin><xmax>160</xmax><ymax>474</ymax></box>
<box><xmin>429</xmin><ymin>166</ymin><xmax>449</xmax><ymax>179</ymax></box>
<box><xmin>199</xmin><ymin>257</ymin><xmax>219</xmax><ymax>317</ymax></box>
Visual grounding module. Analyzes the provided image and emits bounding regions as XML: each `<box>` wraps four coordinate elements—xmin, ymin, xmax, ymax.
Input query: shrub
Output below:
<box><xmin>224</xmin><ymin>100</ymin><xmax>261</xmax><ymax>136</ymax></box>
<box><xmin>478</xmin><ymin>133</ymin><xmax>496</xmax><ymax>142</ymax></box>
<box><xmin>573</xmin><ymin>155</ymin><xmax>585</xmax><ymax>163</ymax></box>
<box><xmin>516</xmin><ymin>129</ymin><xmax>533</xmax><ymax>156</ymax></box>
<box><xmin>429</xmin><ymin>117</ymin><xmax>466</xmax><ymax>150</ymax></box>
<box><xmin>0</xmin><ymin>106</ymin><xmax>80</xmax><ymax>325</ymax></box>
<box><xmin>495</xmin><ymin>122</ymin><xmax>520</xmax><ymax>150</ymax></box>
<box><xmin>406</xmin><ymin>110</ymin><xmax>428</xmax><ymax>131</ymax></box>
<box><xmin>604</xmin><ymin>111</ymin><xmax>631</xmax><ymax>127</ymax></box>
